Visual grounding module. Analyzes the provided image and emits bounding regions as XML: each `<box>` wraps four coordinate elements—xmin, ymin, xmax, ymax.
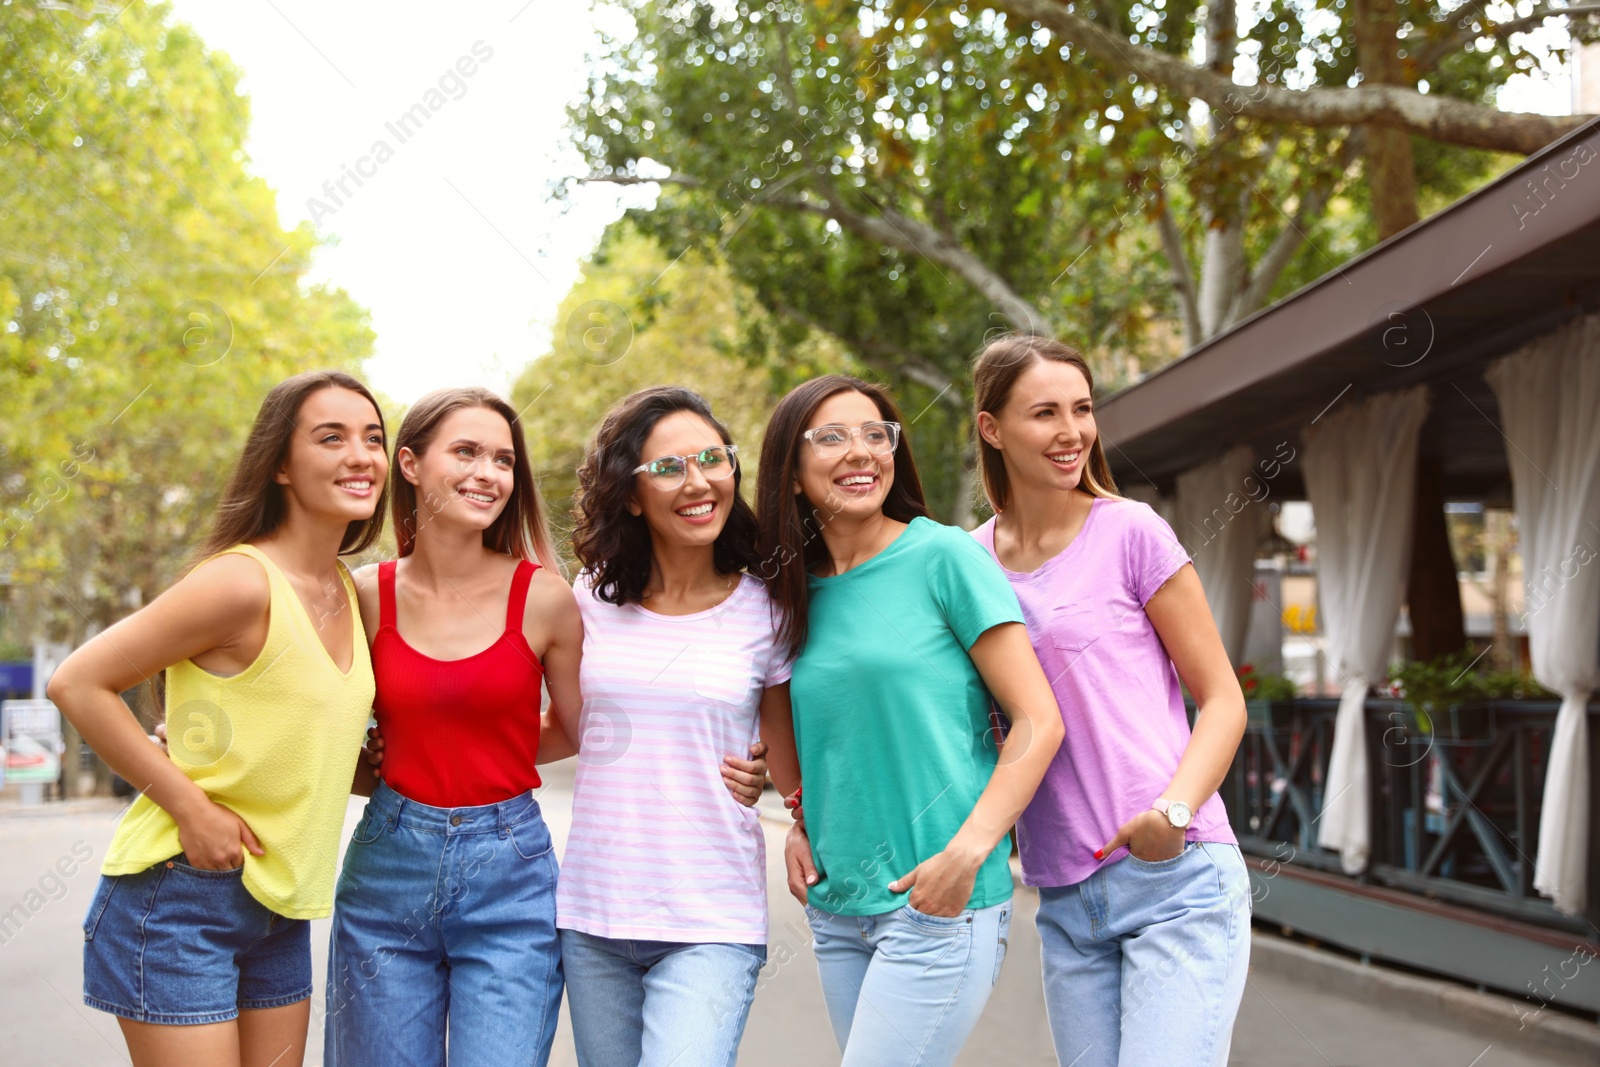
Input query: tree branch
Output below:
<box><xmin>1235</xmin><ymin>133</ymin><xmax>1365</xmax><ymax>321</ymax></box>
<box><xmin>583</xmin><ymin>173</ymin><xmax>1053</xmax><ymax>334</ymax></box>
<box><xmin>1155</xmin><ymin>198</ymin><xmax>1201</xmax><ymax>349</ymax></box>
<box><xmin>1411</xmin><ymin>3</ymin><xmax>1600</xmax><ymax>74</ymax></box>
<box><xmin>770</xmin><ymin>299</ymin><xmax>966</xmax><ymax>406</ymax></box>
<box><xmin>996</xmin><ymin>0</ymin><xmax>1591</xmax><ymax>155</ymax></box>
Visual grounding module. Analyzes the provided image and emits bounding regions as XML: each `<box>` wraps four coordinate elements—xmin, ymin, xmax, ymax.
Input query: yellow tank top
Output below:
<box><xmin>102</xmin><ymin>543</ymin><xmax>375</xmax><ymax>920</ymax></box>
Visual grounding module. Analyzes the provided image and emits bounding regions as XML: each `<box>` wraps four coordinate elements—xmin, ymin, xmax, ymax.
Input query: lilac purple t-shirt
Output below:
<box><xmin>973</xmin><ymin>496</ymin><xmax>1236</xmax><ymax>887</ymax></box>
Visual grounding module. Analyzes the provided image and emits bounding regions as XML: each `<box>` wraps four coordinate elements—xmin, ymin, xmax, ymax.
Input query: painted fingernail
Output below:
<box><xmin>1094</xmin><ymin>849</ymin><xmax>1105</xmax><ymax>860</ymax></box>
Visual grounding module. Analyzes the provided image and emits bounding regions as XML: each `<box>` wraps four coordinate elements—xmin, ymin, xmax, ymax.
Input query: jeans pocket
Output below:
<box><xmin>507</xmin><ymin>817</ymin><xmax>554</xmax><ymax>860</ymax></box>
<box><xmin>993</xmin><ymin>904</ymin><xmax>1012</xmax><ymax>986</ymax></box>
<box><xmin>82</xmin><ymin>876</ymin><xmax>118</xmax><ymax>941</ymax></box>
<box><xmin>900</xmin><ymin>901</ymin><xmax>972</xmax><ymax>933</ymax></box>
<box><xmin>350</xmin><ymin>804</ymin><xmax>388</xmax><ymax>845</ymax></box>
<box><xmin>169</xmin><ymin>855</ymin><xmax>246</xmax><ymax>877</ymax></box>
<box><xmin>1124</xmin><ymin>842</ymin><xmax>1193</xmax><ymax>871</ymax></box>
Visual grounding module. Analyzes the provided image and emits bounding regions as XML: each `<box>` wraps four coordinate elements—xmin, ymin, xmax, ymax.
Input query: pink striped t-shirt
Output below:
<box><xmin>556</xmin><ymin>571</ymin><xmax>790</xmax><ymax>944</ymax></box>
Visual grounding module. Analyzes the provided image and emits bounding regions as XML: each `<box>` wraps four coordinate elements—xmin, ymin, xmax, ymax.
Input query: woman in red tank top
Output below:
<box><xmin>323</xmin><ymin>387</ymin><xmax>768</xmax><ymax>1067</ymax></box>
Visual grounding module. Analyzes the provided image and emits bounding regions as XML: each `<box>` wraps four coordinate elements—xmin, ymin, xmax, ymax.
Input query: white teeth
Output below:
<box><xmin>678</xmin><ymin>502</ymin><xmax>714</xmax><ymax>516</ymax></box>
<box><xmin>1048</xmin><ymin>452</ymin><xmax>1080</xmax><ymax>464</ymax></box>
<box><xmin>837</xmin><ymin>475</ymin><xmax>875</xmax><ymax>486</ymax></box>
<box><xmin>461</xmin><ymin>490</ymin><xmax>494</xmax><ymax>503</ymax></box>
<box><xmin>339</xmin><ymin>480</ymin><xmax>371</xmax><ymax>490</ymax></box>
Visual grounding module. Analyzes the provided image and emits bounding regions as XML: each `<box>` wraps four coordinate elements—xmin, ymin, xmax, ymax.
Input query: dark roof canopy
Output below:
<box><xmin>1098</xmin><ymin>119</ymin><xmax>1600</xmax><ymax>503</ymax></box>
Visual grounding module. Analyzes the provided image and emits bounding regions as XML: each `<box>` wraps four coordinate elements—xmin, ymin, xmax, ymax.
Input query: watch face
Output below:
<box><xmin>1169</xmin><ymin>801</ymin><xmax>1193</xmax><ymax>829</ymax></box>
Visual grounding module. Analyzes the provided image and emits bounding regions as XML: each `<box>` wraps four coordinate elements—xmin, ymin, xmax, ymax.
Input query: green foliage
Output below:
<box><xmin>0</xmin><ymin>2</ymin><xmax>374</xmax><ymax>641</ymax></box>
<box><xmin>511</xmin><ymin>222</ymin><xmax>856</xmax><ymax>559</ymax></box>
<box><xmin>1387</xmin><ymin>648</ymin><xmax>1554</xmax><ymax>715</ymax></box>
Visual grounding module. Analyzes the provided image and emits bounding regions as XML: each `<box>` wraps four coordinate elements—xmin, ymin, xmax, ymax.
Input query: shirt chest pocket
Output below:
<box><xmin>694</xmin><ymin>648</ymin><xmax>757</xmax><ymax>706</ymax></box>
<box><xmin>1048</xmin><ymin>602</ymin><xmax>1111</xmax><ymax>655</ymax></box>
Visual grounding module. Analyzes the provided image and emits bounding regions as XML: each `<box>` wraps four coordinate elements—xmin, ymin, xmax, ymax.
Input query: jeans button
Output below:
<box><xmin>450</xmin><ymin>815</ymin><xmax>462</xmax><ymax>826</ymax></box>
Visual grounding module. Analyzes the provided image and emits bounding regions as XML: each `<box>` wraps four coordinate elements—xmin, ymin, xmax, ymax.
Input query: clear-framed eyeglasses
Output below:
<box><xmin>632</xmin><ymin>444</ymin><xmax>740</xmax><ymax>491</ymax></box>
<box><xmin>802</xmin><ymin>421</ymin><xmax>902</xmax><ymax>460</ymax></box>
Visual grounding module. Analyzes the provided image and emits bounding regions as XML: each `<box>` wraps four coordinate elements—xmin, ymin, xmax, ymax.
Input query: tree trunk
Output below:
<box><xmin>1352</xmin><ymin>0</ymin><xmax>1420</xmax><ymax>240</ymax></box>
<box><xmin>1405</xmin><ymin>457</ymin><xmax>1467</xmax><ymax>662</ymax></box>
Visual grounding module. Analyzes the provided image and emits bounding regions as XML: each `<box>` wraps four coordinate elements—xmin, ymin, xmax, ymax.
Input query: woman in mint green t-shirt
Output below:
<box><xmin>756</xmin><ymin>374</ymin><xmax>1064</xmax><ymax>1066</ymax></box>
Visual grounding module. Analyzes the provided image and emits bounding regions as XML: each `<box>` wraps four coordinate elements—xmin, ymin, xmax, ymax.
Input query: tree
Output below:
<box><xmin>511</xmin><ymin>222</ymin><xmax>855</xmax><ymax>551</ymax></box>
<box><xmin>0</xmin><ymin>2</ymin><xmax>375</xmax><ymax>792</ymax></box>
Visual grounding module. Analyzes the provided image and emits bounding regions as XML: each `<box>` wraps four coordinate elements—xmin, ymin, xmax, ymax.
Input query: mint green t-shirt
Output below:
<box><xmin>791</xmin><ymin>516</ymin><xmax>1025</xmax><ymax>916</ymax></box>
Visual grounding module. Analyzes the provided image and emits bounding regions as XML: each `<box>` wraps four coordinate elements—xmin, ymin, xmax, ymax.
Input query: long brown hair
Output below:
<box><xmin>755</xmin><ymin>375</ymin><xmax>930</xmax><ymax>658</ymax></box>
<box><xmin>194</xmin><ymin>370</ymin><xmax>389</xmax><ymax>563</ymax></box>
<box><xmin>972</xmin><ymin>334</ymin><xmax>1121</xmax><ymax>511</ymax></box>
<box><xmin>390</xmin><ymin>386</ymin><xmax>561</xmax><ymax>574</ymax></box>
<box><xmin>573</xmin><ymin>387</ymin><xmax>760</xmax><ymax>605</ymax></box>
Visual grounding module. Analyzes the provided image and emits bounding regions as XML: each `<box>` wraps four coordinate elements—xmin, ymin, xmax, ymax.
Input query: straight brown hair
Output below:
<box><xmin>754</xmin><ymin>375</ymin><xmax>930</xmax><ymax>658</ymax></box>
<box><xmin>390</xmin><ymin>387</ymin><xmax>561</xmax><ymax>574</ymax></box>
<box><xmin>971</xmin><ymin>334</ymin><xmax>1121</xmax><ymax>512</ymax></box>
<box><xmin>194</xmin><ymin>370</ymin><xmax>389</xmax><ymax>563</ymax></box>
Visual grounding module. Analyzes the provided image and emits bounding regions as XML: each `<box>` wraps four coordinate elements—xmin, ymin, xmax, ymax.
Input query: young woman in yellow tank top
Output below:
<box><xmin>48</xmin><ymin>370</ymin><xmax>391</xmax><ymax>1067</ymax></box>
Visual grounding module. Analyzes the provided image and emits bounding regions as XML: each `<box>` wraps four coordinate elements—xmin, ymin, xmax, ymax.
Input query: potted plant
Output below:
<box><xmin>1386</xmin><ymin>648</ymin><xmax>1497</xmax><ymax>739</ymax></box>
<box><xmin>1237</xmin><ymin>664</ymin><xmax>1298</xmax><ymax>728</ymax></box>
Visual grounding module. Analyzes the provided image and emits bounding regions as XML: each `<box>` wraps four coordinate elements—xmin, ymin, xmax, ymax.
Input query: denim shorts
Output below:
<box><xmin>82</xmin><ymin>854</ymin><xmax>312</xmax><ymax>1025</ymax></box>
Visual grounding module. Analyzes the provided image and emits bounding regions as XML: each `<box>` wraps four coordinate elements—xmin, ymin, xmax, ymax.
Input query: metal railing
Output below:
<box><xmin>1216</xmin><ymin>696</ymin><xmax>1600</xmax><ymax>933</ymax></box>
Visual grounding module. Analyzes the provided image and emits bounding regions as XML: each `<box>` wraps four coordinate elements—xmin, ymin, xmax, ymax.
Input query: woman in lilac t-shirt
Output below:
<box><xmin>970</xmin><ymin>335</ymin><xmax>1251</xmax><ymax>1067</ymax></box>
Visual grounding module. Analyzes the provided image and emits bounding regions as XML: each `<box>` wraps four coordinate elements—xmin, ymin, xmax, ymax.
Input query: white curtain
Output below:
<box><xmin>1303</xmin><ymin>387</ymin><xmax>1431</xmax><ymax>874</ymax></box>
<box><xmin>1485</xmin><ymin>314</ymin><xmax>1600</xmax><ymax>917</ymax></box>
<box><xmin>1124</xmin><ymin>482</ymin><xmax>1175</xmax><ymax>528</ymax></box>
<box><xmin>1174</xmin><ymin>445</ymin><xmax>1268</xmax><ymax>664</ymax></box>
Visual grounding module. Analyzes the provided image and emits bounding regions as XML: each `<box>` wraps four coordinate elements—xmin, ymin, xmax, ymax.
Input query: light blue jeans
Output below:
<box><xmin>1036</xmin><ymin>841</ymin><xmax>1251</xmax><ymax>1067</ymax></box>
<box><xmin>804</xmin><ymin>898</ymin><xmax>1012</xmax><ymax>1066</ymax></box>
<box><xmin>324</xmin><ymin>781</ymin><xmax>563</xmax><ymax>1067</ymax></box>
<box><xmin>559</xmin><ymin>929</ymin><xmax>765</xmax><ymax>1067</ymax></box>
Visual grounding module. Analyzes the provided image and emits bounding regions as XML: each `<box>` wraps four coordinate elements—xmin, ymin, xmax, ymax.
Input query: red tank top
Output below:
<box><xmin>373</xmin><ymin>559</ymin><xmax>545</xmax><ymax>807</ymax></box>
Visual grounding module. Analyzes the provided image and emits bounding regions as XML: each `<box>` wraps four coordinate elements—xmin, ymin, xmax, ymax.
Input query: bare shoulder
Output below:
<box><xmin>350</xmin><ymin>562</ymin><xmax>382</xmax><ymax>605</ymax></box>
<box><xmin>525</xmin><ymin>566</ymin><xmax>579</xmax><ymax>617</ymax></box>
<box><xmin>173</xmin><ymin>551</ymin><xmax>271</xmax><ymax>618</ymax></box>
<box><xmin>349</xmin><ymin>561</ymin><xmax>384</xmax><ymax>637</ymax></box>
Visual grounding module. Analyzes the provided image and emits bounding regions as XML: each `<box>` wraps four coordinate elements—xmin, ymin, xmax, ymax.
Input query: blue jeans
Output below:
<box><xmin>82</xmin><ymin>855</ymin><xmax>310</xmax><ymax>1025</ymax></box>
<box><xmin>803</xmin><ymin>899</ymin><xmax>1012</xmax><ymax>1066</ymax></box>
<box><xmin>559</xmin><ymin>929</ymin><xmax>764</xmax><ymax>1067</ymax></box>
<box><xmin>324</xmin><ymin>781</ymin><xmax>563</xmax><ymax>1067</ymax></box>
<box><xmin>1037</xmin><ymin>841</ymin><xmax>1251</xmax><ymax>1067</ymax></box>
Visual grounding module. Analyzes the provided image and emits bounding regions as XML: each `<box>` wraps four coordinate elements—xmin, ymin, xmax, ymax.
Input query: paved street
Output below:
<box><xmin>0</xmin><ymin>762</ymin><xmax>1588</xmax><ymax>1066</ymax></box>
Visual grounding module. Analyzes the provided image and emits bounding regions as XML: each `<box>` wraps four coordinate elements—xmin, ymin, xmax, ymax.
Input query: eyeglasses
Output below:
<box><xmin>632</xmin><ymin>445</ymin><xmax>740</xmax><ymax>490</ymax></box>
<box><xmin>802</xmin><ymin>421</ymin><xmax>902</xmax><ymax>460</ymax></box>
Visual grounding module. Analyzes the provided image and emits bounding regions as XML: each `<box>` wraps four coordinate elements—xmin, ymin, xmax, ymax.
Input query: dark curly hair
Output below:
<box><xmin>572</xmin><ymin>387</ymin><xmax>761</xmax><ymax>605</ymax></box>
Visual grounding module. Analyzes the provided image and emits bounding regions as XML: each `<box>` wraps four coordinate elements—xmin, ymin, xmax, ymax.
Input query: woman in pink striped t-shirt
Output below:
<box><xmin>555</xmin><ymin>387</ymin><xmax>802</xmax><ymax>1067</ymax></box>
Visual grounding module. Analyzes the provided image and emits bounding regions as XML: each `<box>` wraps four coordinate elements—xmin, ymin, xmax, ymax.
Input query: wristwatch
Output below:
<box><xmin>1152</xmin><ymin>797</ymin><xmax>1193</xmax><ymax>829</ymax></box>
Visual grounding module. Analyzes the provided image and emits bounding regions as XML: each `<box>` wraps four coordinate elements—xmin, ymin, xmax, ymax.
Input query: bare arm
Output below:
<box><xmin>889</xmin><ymin>621</ymin><xmax>1064</xmax><ymax>915</ymax></box>
<box><xmin>526</xmin><ymin>570</ymin><xmax>584</xmax><ymax>764</ymax></box>
<box><xmin>349</xmin><ymin>562</ymin><xmax>382</xmax><ymax>795</ymax></box>
<box><xmin>45</xmin><ymin>554</ymin><xmax>271</xmax><ymax>869</ymax></box>
<box><xmin>756</xmin><ymin>681</ymin><xmax>800</xmax><ymax>797</ymax></box>
<box><xmin>1098</xmin><ymin>564</ymin><xmax>1247</xmax><ymax>860</ymax></box>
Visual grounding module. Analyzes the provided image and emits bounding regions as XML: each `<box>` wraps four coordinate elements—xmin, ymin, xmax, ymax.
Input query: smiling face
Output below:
<box><xmin>400</xmin><ymin>405</ymin><xmax>516</xmax><ymax>535</ymax></box>
<box><xmin>979</xmin><ymin>357</ymin><xmax>1098</xmax><ymax>495</ymax></box>
<box><xmin>793</xmin><ymin>389</ymin><xmax>896</xmax><ymax>521</ymax></box>
<box><xmin>629</xmin><ymin>410</ymin><xmax>737</xmax><ymax>552</ymax></box>
<box><xmin>275</xmin><ymin>386</ymin><xmax>388</xmax><ymax>526</ymax></box>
